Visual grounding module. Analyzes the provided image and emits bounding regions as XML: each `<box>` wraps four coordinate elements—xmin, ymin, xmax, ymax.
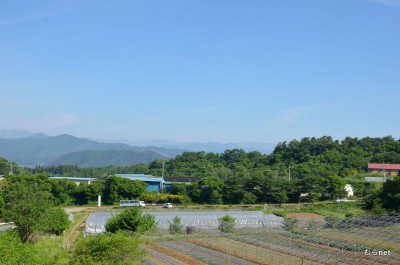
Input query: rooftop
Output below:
<box><xmin>368</xmin><ymin>163</ymin><xmax>400</xmax><ymax>170</ymax></box>
<box><xmin>49</xmin><ymin>176</ymin><xmax>97</xmax><ymax>181</ymax></box>
<box><xmin>114</xmin><ymin>174</ymin><xmax>164</xmax><ymax>183</ymax></box>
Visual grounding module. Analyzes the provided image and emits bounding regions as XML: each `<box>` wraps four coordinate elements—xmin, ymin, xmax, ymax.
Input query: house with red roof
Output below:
<box><xmin>368</xmin><ymin>163</ymin><xmax>400</xmax><ymax>176</ymax></box>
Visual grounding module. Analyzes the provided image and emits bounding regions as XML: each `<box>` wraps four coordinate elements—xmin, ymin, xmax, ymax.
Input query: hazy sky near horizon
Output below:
<box><xmin>1</xmin><ymin>0</ymin><xmax>399</xmax><ymax>143</ymax></box>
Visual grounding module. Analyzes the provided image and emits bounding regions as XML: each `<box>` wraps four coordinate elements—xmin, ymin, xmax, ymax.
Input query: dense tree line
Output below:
<box><xmin>362</xmin><ymin>176</ymin><xmax>400</xmax><ymax>213</ymax></box>
<box><xmin>30</xmin><ymin>136</ymin><xmax>400</xmax><ymax>179</ymax></box>
<box><xmin>0</xmin><ymin>174</ymin><xmax>147</xmax><ymax>211</ymax></box>
<box><xmin>1</xmin><ymin>135</ymin><xmax>399</xmax><ymax>208</ymax></box>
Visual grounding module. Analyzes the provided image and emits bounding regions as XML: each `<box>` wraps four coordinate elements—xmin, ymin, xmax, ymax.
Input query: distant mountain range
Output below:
<box><xmin>0</xmin><ymin>129</ymin><xmax>50</xmax><ymax>139</ymax></box>
<box><xmin>124</xmin><ymin>140</ymin><xmax>275</xmax><ymax>154</ymax></box>
<box><xmin>0</xmin><ymin>131</ymin><xmax>183</xmax><ymax>167</ymax></box>
<box><xmin>49</xmin><ymin>149</ymin><xmax>168</xmax><ymax>168</ymax></box>
<box><xmin>0</xmin><ymin>129</ymin><xmax>275</xmax><ymax>168</ymax></box>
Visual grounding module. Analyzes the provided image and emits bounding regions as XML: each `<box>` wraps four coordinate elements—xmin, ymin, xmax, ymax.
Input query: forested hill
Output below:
<box><xmin>30</xmin><ymin>136</ymin><xmax>400</xmax><ymax>179</ymax></box>
<box><xmin>48</xmin><ymin>150</ymin><xmax>169</xmax><ymax>168</ymax></box>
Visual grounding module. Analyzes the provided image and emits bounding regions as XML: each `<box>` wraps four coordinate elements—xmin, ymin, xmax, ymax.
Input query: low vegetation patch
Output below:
<box><xmin>264</xmin><ymin>201</ymin><xmax>366</xmax><ymax>217</ymax></box>
<box><xmin>72</xmin><ymin>231</ymin><xmax>144</xmax><ymax>265</ymax></box>
<box><xmin>105</xmin><ymin>207</ymin><xmax>155</xmax><ymax>234</ymax></box>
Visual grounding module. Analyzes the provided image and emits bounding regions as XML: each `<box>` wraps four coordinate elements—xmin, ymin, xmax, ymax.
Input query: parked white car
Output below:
<box><xmin>163</xmin><ymin>203</ymin><xmax>172</xmax><ymax>208</ymax></box>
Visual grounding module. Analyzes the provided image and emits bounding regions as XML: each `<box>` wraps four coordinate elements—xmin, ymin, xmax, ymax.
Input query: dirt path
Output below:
<box><xmin>63</xmin><ymin>211</ymin><xmax>90</xmax><ymax>250</ymax></box>
<box><xmin>286</xmin><ymin>212</ymin><xmax>325</xmax><ymax>220</ymax></box>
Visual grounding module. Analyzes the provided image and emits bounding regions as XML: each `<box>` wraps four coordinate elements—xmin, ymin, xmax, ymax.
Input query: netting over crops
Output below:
<box><xmin>84</xmin><ymin>210</ymin><xmax>283</xmax><ymax>235</ymax></box>
<box><xmin>143</xmin><ymin>213</ymin><xmax>400</xmax><ymax>265</ymax></box>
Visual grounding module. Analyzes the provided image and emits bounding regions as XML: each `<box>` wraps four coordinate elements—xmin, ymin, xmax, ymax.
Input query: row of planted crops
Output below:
<box><xmin>143</xmin><ymin>220</ymin><xmax>400</xmax><ymax>265</ymax></box>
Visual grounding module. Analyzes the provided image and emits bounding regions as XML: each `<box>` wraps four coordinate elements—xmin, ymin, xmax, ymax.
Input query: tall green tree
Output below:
<box><xmin>380</xmin><ymin>176</ymin><xmax>400</xmax><ymax>212</ymax></box>
<box><xmin>2</xmin><ymin>175</ymin><xmax>53</xmax><ymax>242</ymax></box>
<box><xmin>0</xmin><ymin>157</ymin><xmax>10</xmax><ymax>175</ymax></box>
<box><xmin>189</xmin><ymin>176</ymin><xmax>224</xmax><ymax>204</ymax></box>
<box><xmin>327</xmin><ymin>175</ymin><xmax>347</xmax><ymax>199</ymax></box>
<box><xmin>223</xmin><ymin>175</ymin><xmax>245</xmax><ymax>204</ymax></box>
<box><xmin>49</xmin><ymin>178</ymin><xmax>78</xmax><ymax>205</ymax></box>
<box><xmin>103</xmin><ymin>176</ymin><xmax>147</xmax><ymax>204</ymax></box>
<box><xmin>42</xmin><ymin>207</ymin><xmax>70</xmax><ymax>235</ymax></box>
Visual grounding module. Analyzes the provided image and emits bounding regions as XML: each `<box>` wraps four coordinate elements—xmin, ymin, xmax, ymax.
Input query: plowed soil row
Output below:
<box><xmin>278</xmin><ymin>233</ymin><xmax>397</xmax><ymax>265</ymax></box>
<box><xmin>146</xmin><ymin>243</ymin><xmax>206</xmax><ymax>265</ymax></box>
<box><xmin>162</xmin><ymin>241</ymin><xmax>248</xmax><ymax>265</ymax></box>
<box><xmin>188</xmin><ymin>237</ymin><xmax>317</xmax><ymax>265</ymax></box>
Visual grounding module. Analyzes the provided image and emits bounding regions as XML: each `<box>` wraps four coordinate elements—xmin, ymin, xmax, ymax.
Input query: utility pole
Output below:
<box><xmin>288</xmin><ymin>165</ymin><xmax>291</xmax><ymax>181</ymax></box>
<box><xmin>9</xmin><ymin>162</ymin><xmax>13</xmax><ymax>175</ymax></box>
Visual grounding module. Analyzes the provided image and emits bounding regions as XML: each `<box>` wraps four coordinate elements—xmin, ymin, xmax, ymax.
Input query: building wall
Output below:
<box><xmin>369</xmin><ymin>169</ymin><xmax>399</xmax><ymax>176</ymax></box>
<box><xmin>145</xmin><ymin>181</ymin><xmax>162</xmax><ymax>192</ymax></box>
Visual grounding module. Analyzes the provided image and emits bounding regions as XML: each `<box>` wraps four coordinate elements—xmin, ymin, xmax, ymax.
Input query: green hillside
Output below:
<box><xmin>48</xmin><ymin>149</ymin><xmax>169</xmax><ymax>168</ymax></box>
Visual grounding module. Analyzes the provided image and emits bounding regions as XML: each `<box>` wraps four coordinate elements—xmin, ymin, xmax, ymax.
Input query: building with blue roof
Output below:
<box><xmin>114</xmin><ymin>174</ymin><xmax>165</xmax><ymax>192</ymax></box>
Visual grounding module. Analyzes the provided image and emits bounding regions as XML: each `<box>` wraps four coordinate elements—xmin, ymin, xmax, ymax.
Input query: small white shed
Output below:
<box><xmin>344</xmin><ymin>184</ymin><xmax>354</xmax><ymax>197</ymax></box>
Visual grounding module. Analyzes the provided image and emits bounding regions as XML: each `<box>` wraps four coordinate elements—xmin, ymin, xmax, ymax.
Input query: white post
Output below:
<box><xmin>98</xmin><ymin>195</ymin><xmax>101</xmax><ymax>207</ymax></box>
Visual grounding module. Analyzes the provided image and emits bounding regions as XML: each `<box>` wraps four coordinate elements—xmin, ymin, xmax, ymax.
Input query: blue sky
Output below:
<box><xmin>1</xmin><ymin>0</ymin><xmax>399</xmax><ymax>144</ymax></box>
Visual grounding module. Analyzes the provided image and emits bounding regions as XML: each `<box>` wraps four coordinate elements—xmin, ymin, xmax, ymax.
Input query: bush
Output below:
<box><xmin>325</xmin><ymin>216</ymin><xmax>340</xmax><ymax>229</ymax></box>
<box><xmin>306</xmin><ymin>219</ymin><xmax>322</xmax><ymax>230</ymax></box>
<box><xmin>218</xmin><ymin>214</ymin><xmax>236</xmax><ymax>233</ymax></box>
<box><xmin>168</xmin><ymin>216</ymin><xmax>183</xmax><ymax>234</ymax></box>
<box><xmin>186</xmin><ymin>226</ymin><xmax>195</xmax><ymax>234</ymax></box>
<box><xmin>282</xmin><ymin>216</ymin><xmax>298</xmax><ymax>231</ymax></box>
<box><xmin>72</xmin><ymin>231</ymin><xmax>144</xmax><ymax>265</ymax></box>
<box><xmin>105</xmin><ymin>207</ymin><xmax>155</xmax><ymax>234</ymax></box>
<box><xmin>0</xmin><ymin>230</ymin><xmax>36</xmax><ymax>265</ymax></box>
<box><xmin>371</xmin><ymin>205</ymin><xmax>386</xmax><ymax>215</ymax></box>
<box><xmin>241</xmin><ymin>192</ymin><xmax>257</xmax><ymax>204</ymax></box>
<box><xmin>345</xmin><ymin>212</ymin><xmax>354</xmax><ymax>218</ymax></box>
<box><xmin>42</xmin><ymin>207</ymin><xmax>70</xmax><ymax>235</ymax></box>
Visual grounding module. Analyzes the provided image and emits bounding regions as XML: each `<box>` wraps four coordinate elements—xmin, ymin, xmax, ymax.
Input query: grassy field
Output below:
<box><xmin>27</xmin><ymin>210</ymin><xmax>89</xmax><ymax>265</ymax></box>
<box><xmin>263</xmin><ymin>201</ymin><xmax>366</xmax><ymax>217</ymax></box>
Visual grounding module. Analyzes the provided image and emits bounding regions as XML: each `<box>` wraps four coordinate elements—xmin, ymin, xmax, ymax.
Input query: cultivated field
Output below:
<box><xmin>142</xmin><ymin>214</ymin><xmax>400</xmax><ymax>265</ymax></box>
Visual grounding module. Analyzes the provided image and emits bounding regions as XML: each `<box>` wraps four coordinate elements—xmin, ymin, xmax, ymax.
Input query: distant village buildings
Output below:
<box><xmin>114</xmin><ymin>174</ymin><xmax>165</xmax><ymax>192</ymax></box>
<box><xmin>114</xmin><ymin>174</ymin><xmax>199</xmax><ymax>192</ymax></box>
<box><xmin>47</xmin><ymin>174</ymin><xmax>199</xmax><ymax>192</ymax></box>
<box><xmin>368</xmin><ymin>163</ymin><xmax>400</xmax><ymax>176</ymax></box>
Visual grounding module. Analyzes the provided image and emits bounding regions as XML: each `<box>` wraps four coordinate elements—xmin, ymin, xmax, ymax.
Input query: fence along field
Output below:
<box><xmin>143</xmin><ymin>214</ymin><xmax>400</xmax><ymax>265</ymax></box>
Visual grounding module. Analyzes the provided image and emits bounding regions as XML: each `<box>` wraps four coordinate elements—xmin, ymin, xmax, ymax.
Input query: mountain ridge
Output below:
<box><xmin>0</xmin><ymin>133</ymin><xmax>183</xmax><ymax>167</ymax></box>
<box><xmin>48</xmin><ymin>149</ymin><xmax>168</xmax><ymax>168</ymax></box>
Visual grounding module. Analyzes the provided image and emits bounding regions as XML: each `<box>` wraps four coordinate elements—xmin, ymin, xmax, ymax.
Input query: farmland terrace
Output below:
<box><xmin>83</xmin><ymin>210</ymin><xmax>399</xmax><ymax>264</ymax></box>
